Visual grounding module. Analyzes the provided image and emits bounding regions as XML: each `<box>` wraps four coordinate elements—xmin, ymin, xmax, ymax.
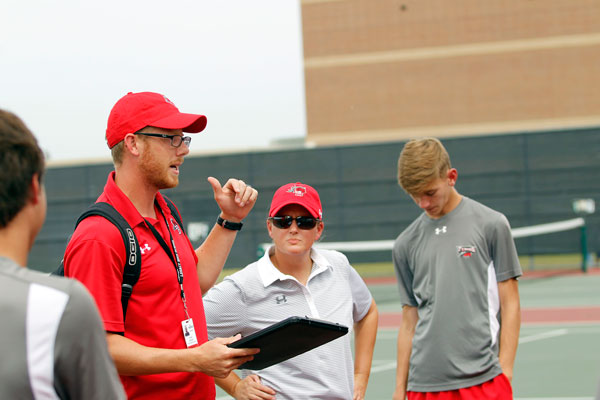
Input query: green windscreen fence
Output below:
<box><xmin>31</xmin><ymin>127</ymin><xmax>600</xmax><ymax>272</ymax></box>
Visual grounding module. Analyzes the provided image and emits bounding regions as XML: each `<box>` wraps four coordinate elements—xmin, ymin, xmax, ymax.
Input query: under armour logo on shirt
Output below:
<box><xmin>140</xmin><ymin>243</ymin><xmax>152</xmax><ymax>254</ymax></box>
<box><xmin>275</xmin><ymin>295</ymin><xmax>287</xmax><ymax>304</ymax></box>
<box><xmin>435</xmin><ymin>226</ymin><xmax>447</xmax><ymax>235</ymax></box>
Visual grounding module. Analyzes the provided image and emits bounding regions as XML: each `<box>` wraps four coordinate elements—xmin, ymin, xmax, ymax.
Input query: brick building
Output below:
<box><xmin>301</xmin><ymin>0</ymin><xmax>600</xmax><ymax>146</ymax></box>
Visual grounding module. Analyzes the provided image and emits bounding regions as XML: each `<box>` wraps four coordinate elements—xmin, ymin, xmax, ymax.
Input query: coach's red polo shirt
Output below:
<box><xmin>64</xmin><ymin>171</ymin><xmax>214</xmax><ymax>399</ymax></box>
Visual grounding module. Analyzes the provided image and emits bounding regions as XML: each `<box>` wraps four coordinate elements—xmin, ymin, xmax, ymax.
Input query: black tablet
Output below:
<box><xmin>227</xmin><ymin>316</ymin><xmax>349</xmax><ymax>370</ymax></box>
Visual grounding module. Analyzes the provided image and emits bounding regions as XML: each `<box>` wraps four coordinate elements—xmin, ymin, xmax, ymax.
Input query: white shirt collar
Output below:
<box><xmin>257</xmin><ymin>246</ymin><xmax>331</xmax><ymax>287</ymax></box>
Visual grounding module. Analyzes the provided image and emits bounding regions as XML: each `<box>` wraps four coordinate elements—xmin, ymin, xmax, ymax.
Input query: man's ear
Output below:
<box><xmin>123</xmin><ymin>133</ymin><xmax>142</xmax><ymax>156</ymax></box>
<box><xmin>447</xmin><ymin>168</ymin><xmax>458</xmax><ymax>187</ymax></box>
<box><xmin>29</xmin><ymin>174</ymin><xmax>43</xmax><ymax>205</ymax></box>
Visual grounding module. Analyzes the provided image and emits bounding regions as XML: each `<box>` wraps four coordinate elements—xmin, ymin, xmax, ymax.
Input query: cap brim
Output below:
<box><xmin>151</xmin><ymin>112</ymin><xmax>207</xmax><ymax>133</ymax></box>
<box><xmin>269</xmin><ymin>202</ymin><xmax>320</xmax><ymax>219</ymax></box>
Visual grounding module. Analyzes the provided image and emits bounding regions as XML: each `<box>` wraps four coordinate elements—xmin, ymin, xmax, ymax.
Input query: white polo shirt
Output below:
<box><xmin>203</xmin><ymin>247</ymin><xmax>373</xmax><ymax>400</ymax></box>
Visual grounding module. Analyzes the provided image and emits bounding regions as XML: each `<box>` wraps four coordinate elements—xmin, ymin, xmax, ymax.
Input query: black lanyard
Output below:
<box><xmin>144</xmin><ymin>203</ymin><xmax>191</xmax><ymax>319</ymax></box>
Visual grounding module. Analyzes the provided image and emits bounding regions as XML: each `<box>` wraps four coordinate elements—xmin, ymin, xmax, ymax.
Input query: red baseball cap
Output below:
<box><xmin>269</xmin><ymin>182</ymin><xmax>323</xmax><ymax>219</ymax></box>
<box><xmin>105</xmin><ymin>92</ymin><xmax>207</xmax><ymax>148</ymax></box>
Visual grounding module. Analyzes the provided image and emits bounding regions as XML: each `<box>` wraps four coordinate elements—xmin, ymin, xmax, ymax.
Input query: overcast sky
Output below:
<box><xmin>1</xmin><ymin>0</ymin><xmax>306</xmax><ymax>162</ymax></box>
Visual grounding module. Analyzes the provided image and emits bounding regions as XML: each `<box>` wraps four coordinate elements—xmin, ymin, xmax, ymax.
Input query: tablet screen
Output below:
<box><xmin>227</xmin><ymin>316</ymin><xmax>349</xmax><ymax>370</ymax></box>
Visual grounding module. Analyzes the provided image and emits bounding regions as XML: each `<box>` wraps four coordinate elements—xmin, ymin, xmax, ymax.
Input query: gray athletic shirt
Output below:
<box><xmin>393</xmin><ymin>196</ymin><xmax>522</xmax><ymax>392</ymax></box>
<box><xmin>0</xmin><ymin>257</ymin><xmax>125</xmax><ymax>400</ymax></box>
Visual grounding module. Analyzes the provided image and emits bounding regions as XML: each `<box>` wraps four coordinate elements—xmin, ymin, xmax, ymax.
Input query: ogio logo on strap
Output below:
<box><xmin>126</xmin><ymin>228</ymin><xmax>137</xmax><ymax>266</ymax></box>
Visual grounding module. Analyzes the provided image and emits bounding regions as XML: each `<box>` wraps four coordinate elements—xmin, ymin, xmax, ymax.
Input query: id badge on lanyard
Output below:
<box><xmin>145</xmin><ymin>205</ymin><xmax>199</xmax><ymax>348</ymax></box>
<box><xmin>182</xmin><ymin>318</ymin><xmax>199</xmax><ymax>348</ymax></box>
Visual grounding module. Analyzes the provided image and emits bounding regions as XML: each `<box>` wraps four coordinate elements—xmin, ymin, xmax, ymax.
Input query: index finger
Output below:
<box><xmin>238</xmin><ymin>185</ymin><xmax>257</xmax><ymax>207</ymax></box>
<box><xmin>223</xmin><ymin>178</ymin><xmax>244</xmax><ymax>193</ymax></box>
<box><xmin>229</xmin><ymin>346</ymin><xmax>260</xmax><ymax>356</ymax></box>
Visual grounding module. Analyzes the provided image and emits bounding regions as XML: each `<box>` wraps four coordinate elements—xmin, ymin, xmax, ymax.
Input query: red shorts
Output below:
<box><xmin>407</xmin><ymin>373</ymin><xmax>513</xmax><ymax>400</ymax></box>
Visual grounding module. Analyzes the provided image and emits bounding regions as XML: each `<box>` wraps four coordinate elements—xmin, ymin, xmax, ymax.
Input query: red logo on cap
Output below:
<box><xmin>287</xmin><ymin>185</ymin><xmax>307</xmax><ymax>197</ymax></box>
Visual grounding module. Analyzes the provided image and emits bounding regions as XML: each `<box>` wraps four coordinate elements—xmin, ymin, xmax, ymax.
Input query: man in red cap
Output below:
<box><xmin>63</xmin><ymin>92</ymin><xmax>259</xmax><ymax>399</ymax></box>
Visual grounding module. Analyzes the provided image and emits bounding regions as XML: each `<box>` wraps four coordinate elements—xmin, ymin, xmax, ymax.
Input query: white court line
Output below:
<box><xmin>518</xmin><ymin>328</ymin><xmax>569</xmax><ymax>344</ymax></box>
<box><xmin>369</xmin><ymin>328</ymin><xmax>571</xmax><ymax>375</ymax></box>
<box><xmin>370</xmin><ymin>361</ymin><xmax>397</xmax><ymax>373</ymax></box>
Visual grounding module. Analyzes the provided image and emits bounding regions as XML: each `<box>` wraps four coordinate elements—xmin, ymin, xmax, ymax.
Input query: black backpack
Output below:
<box><xmin>54</xmin><ymin>197</ymin><xmax>184</xmax><ymax>320</ymax></box>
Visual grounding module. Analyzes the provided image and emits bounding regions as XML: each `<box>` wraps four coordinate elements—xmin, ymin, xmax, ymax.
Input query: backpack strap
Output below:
<box><xmin>76</xmin><ymin>202</ymin><xmax>141</xmax><ymax>322</ymax></box>
<box><xmin>60</xmin><ymin>199</ymin><xmax>181</xmax><ymax>328</ymax></box>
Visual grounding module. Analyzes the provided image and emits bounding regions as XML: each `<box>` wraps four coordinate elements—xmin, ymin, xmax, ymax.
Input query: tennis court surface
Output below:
<box><xmin>217</xmin><ymin>268</ymin><xmax>600</xmax><ymax>399</ymax></box>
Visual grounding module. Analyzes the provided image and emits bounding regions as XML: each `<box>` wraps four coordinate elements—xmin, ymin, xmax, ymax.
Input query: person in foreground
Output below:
<box><xmin>392</xmin><ymin>138</ymin><xmax>522</xmax><ymax>400</ymax></box>
<box><xmin>0</xmin><ymin>109</ymin><xmax>125</xmax><ymax>399</ymax></box>
<box><xmin>63</xmin><ymin>92</ymin><xmax>259</xmax><ymax>399</ymax></box>
<box><xmin>204</xmin><ymin>182</ymin><xmax>379</xmax><ymax>400</ymax></box>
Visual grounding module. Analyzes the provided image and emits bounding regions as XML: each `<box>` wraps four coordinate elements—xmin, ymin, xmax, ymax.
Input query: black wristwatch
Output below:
<box><xmin>216</xmin><ymin>216</ymin><xmax>243</xmax><ymax>231</ymax></box>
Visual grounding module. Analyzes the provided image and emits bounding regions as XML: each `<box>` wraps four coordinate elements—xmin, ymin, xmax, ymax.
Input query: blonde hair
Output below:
<box><xmin>110</xmin><ymin>141</ymin><xmax>125</xmax><ymax>166</ymax></box>
<box><xmin>397</xmin><ymin>137</ymin><xmax>451</xmax><ymax>195</ymax></box>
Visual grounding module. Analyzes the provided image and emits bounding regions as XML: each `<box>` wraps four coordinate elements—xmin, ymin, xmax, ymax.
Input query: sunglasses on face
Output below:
<box><xmin>269</xmin><ymin>215</ymin><xmax>320</xmax><ymax>230</ymax></box>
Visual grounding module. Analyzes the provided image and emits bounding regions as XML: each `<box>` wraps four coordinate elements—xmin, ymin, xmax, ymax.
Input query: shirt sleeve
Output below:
<box><xmin>203</xmin><ymin>278</ymin><xmax>247</xmax><ymax>340</ymax></box>
<box><xmin>490</xmin><ymin>214</ymin><xmax>522</xmax><ymax>282</ymax></box>
<box><xmin>53</xmin><ymin>279</ymin><xmax>126</xmax><ymax>400</ymax></box>
<box><xmin>393</xmin><ymin>239</ymin><xmax>418</xmax><ymax>307</ymax></box>
<box><xmin>348</xmin><ymin>266</ymin><xmax>373</xmax><ymax>322</ymax></box>
<box><xmin>63</xmin><ymin>217</ymin><xmax>126</xmax><ymax>332</ymax></box>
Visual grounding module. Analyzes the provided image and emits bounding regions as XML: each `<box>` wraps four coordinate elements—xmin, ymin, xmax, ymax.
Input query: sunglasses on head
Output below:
<box><xmin>269</xmin><ymin>215</ymin><xmax>320</xmax><ymax>230</ymax></box>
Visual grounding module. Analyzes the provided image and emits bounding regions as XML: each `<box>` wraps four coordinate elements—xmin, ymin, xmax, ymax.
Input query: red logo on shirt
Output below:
<box><xmin>457</xmin><ymin>246</ymin><xmax>476</xmax><ymax>257</ymax></box>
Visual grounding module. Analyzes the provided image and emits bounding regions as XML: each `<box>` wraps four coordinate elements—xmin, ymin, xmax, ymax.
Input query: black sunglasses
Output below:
<box><xmin>135</xmin><ymin>132</ymin><xmax>192</xmax><ymax>148</ymax></box>
<box><xmin>269</xmin><ymin>216</ymin><xmax>320</xmax><ymax>230</ymax></box>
